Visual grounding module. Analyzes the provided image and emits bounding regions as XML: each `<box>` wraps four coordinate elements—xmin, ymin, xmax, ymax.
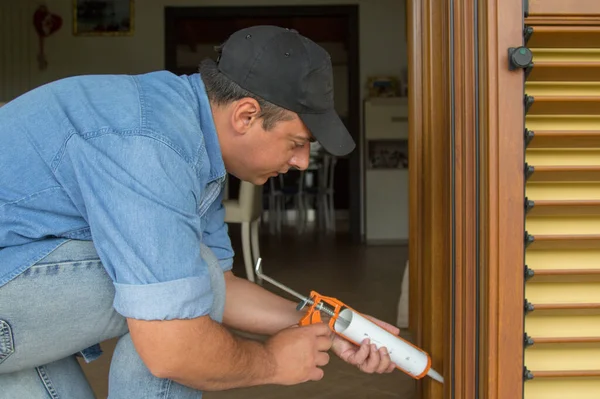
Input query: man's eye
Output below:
<box><xmin>294</xmin><ymin>142</ymin><xmax>305</xmax><ymax>148</ymax></box>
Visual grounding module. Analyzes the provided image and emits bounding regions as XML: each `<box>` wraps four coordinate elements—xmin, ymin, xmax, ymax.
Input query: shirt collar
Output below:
<box><xmin>188</xmin><ymin>74</ymin><xmax>226</xmax><ymax>182</ymax></box>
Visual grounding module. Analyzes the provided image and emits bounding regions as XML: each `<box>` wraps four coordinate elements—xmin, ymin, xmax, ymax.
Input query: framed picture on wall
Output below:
<box><xmin>73</xmin><ymin>0</ymin><xmax>134</xmax><ymax>36</ymax></box>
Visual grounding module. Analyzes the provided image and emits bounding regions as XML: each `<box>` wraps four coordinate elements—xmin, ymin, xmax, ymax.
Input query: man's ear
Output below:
<box><xmin>231</xmin><ymin>98</ymin><xmax>261</xmax><ymax>134</ymax></box>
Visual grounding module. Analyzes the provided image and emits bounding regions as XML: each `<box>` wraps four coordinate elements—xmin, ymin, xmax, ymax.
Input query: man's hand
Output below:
<box><xmin>330</xmin><ymin>315</ymin><xmax>399</xmax><ymax>374</ymax></box>
<box><xmin>221</xmin><ymin>272</ymin><xmax>397</xmax><ymax>376</ymax></box>
<box><xmin>266</xmin><ymin>323</ymin><xmax>333</xmax><ymax>385</ymax></box>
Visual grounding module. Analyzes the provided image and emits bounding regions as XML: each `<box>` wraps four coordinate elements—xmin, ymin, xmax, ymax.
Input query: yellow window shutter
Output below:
<box><xmin>524</xmin><ymin>4</ymin><xmax>600</xmax><ymax>398</ymax></box>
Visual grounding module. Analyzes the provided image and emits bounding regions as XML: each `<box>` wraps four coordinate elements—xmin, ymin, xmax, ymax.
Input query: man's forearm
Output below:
<box><xmin>223</xmin><ymin>271</ymin><xmax>304</xmax><ymax>335</ymax></box>
<box><xmin>128</xmin><ymin>317</ymin><xmax>276</xmax><ymax>391</ymax></box>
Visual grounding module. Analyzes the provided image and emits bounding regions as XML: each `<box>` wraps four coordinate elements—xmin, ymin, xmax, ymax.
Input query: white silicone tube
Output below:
<box><xmin>333</xmin><ymin>308</ymin><xmax>430</xmax><ymax>378</ymax></box>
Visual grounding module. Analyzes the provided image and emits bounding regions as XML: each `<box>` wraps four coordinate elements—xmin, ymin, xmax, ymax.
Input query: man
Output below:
<box><xmin>0</xmin><ymin>26</ymin><xmax>398</xmax><ymax>398</ymax></box>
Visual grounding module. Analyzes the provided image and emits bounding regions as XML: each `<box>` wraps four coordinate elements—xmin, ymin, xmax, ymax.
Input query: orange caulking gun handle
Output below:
<box><xmin>299</xmin><ymin>309</ymin><xmax>323</xmax><ymax>326</ymax></box>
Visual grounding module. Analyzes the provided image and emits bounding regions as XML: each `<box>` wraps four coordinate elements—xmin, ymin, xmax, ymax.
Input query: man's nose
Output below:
<box><xmin>289</xmin><ymin>144</ymin><xmax>311</xmax><ymax>170</ymax></box>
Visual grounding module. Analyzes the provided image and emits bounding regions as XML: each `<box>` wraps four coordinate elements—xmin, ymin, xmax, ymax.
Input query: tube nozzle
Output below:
<box><xmin>427</xmin><ymin>368</ymin><xmax>444</xmax><ymax>383</ymax></box>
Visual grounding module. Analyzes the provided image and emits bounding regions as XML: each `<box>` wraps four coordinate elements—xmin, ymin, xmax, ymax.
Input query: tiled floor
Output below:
<box><xmin>79</xmin><ymin>224</ymin><xmax>415</xmax><ymax>398</ymax></box>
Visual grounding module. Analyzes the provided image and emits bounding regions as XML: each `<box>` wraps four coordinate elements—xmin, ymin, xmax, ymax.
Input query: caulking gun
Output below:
<box><xmin>255</xmin><ymin>259</ymin><xmax>444</xmax><ymax>383</ymax></box>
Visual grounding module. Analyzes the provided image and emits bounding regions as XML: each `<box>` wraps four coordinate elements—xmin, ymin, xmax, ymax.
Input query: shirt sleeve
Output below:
<box><xmin>59</xmin><ymin>132</ymin><xmax>216</xmax><ymax>321</ymax></box>
<box><xmin>202</xmin><ymin>187</ymin><xmax>235</xmax><ymax>273</ymax></box>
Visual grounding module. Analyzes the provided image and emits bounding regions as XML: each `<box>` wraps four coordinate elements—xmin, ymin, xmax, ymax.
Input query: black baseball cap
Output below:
<box><xmin>215</xmin><ymin>25</ymin><xmax>355</xmax><ymax>157</ymax></box>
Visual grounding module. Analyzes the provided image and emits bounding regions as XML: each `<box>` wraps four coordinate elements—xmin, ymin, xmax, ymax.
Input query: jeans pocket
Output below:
<box><xmin>0</xmin><ymin>319</ymin><xmax>15</xmax><ymax>364</ymax></box>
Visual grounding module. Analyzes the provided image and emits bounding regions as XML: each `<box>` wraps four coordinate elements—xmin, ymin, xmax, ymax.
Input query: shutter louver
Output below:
<box><xmin>524</xmin><ymin>5</ymin><xmax>600</xmax><ymax>399</ymax></box>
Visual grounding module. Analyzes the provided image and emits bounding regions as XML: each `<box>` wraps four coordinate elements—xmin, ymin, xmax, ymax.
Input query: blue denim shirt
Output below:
<box><xmin>0</xmin><ymin>71</ymin><xmax>234</xmax><ymax>321</ymax></box>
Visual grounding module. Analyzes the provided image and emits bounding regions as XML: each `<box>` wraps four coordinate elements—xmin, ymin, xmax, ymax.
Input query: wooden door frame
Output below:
<box><xmin>407</xmin><ymin>1</ymin><xmax>450</xmax><ymax>398</ymax></box>
<box><xmin>408</xmin><ymin>0</ymin><xmax>526</xmax><ymax>397</ymax></box>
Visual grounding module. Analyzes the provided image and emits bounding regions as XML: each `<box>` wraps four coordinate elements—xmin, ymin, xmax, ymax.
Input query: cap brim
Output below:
<box><xmin>299</xmin><ymin>109</ymin><xmax>356</xmax><ymax>156</ymax></box>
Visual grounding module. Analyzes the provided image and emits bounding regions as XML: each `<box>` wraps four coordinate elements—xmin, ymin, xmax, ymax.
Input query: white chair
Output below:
<box><xmin>223</xmin><ymin>180</ymin><xmax>263</xmax><ymax>283</ymax></box>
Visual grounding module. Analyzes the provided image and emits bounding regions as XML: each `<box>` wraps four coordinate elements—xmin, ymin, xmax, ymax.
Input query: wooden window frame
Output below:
<box><xmin>408</xmin><ymin>0</ymin><xmax>525</xmax><ymax>398</ymax></box>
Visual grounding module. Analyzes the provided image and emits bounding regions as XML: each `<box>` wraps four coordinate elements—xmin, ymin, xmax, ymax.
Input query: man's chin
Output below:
<box><xmin>228</xmin><ymin>171</ymin><xmax>268</xmax><ymax>186</ymax></box>
<box><xmin>251</xmin><ymin>175</ymin><xmax>270</xmax><ymax>186</ymax></box>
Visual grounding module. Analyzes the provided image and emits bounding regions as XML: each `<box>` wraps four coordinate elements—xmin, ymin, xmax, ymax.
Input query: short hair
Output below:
<box><xmin>198</xmin><ymin>58</ymin><xmax>294</xmax><ymax>131</ymax></box>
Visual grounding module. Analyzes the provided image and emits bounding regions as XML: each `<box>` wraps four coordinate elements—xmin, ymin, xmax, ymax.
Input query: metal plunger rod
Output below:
<box><xmin>254</xmin><ymin>258</ymin><xmax>336</xmax><ymax>317</ymax></box>
<box><xmin>254</xmin><ymin>258</ymin><xmax>307</xmax><ymax>302</ymax></box>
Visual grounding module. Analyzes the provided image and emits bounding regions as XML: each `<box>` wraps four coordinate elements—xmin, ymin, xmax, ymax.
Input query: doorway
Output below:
<box><xmin>164</xmin><ymin>5</ymin><xmax>361</xmax><ymax>242</ymax></box>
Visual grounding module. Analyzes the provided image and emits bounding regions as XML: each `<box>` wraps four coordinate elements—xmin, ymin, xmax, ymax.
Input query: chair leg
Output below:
<box><xmin>320</xmin><ymin>195</ymin><xmax>329</xmax><ymax>231</ymax></box>
<box><xmin>315</xmin><ymin>196</ymin><xmax>321</xmax><ymax>230</ymax></box>
<box><xmin>241</xmin><ymin>222</ymin><xmax>255</xmax><ymax>283</ymax></box>
<box><xmin>323</xmin><ymin>195</ymin><xmax>330</xmax><ymax>231</ymax></box>
<box><xmin>328</xmin><ymin>193</ymin><xmax>336</xmax><ymax>232</ymax></box>
<box><xmin>268</xmin><ymin>196</ymin><xmax>276</xmax><ymax>235</ymax></box>
<box><xmin>282</xmin><ymin>198</ymin><xmax>289</xmax><ymax>229</ymax></box>
<box><xmin>296</xmin><ymin>194</ymin><xmax>305</xmax><ymax>233</ymax></box>
<box><xmin>251</xmin><ymin>218</ymin><xmax>262</xmax><ymax>285</ymax></box>
<box><xmin>274</xmin><ymin>196</ymin><xmax>282</xmax><ymax>235</ymax></box>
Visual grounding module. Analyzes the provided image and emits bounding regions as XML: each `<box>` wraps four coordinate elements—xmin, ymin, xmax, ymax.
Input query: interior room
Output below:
<box><xmin>0</xmin><ymin>0</ymin><xmax>413</xmax><ymax>398</ymax></box>
<box><xmin>7</xmin><ymin>1</ymin><xmax>599</xmax><ymax>398</ymax></box>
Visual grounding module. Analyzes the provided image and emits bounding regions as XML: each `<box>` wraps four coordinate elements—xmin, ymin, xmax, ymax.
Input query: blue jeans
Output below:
<box><xmin>0</xmin><ymin>240</ymin><xmax>226</xmax><ymax>398</ymax></box>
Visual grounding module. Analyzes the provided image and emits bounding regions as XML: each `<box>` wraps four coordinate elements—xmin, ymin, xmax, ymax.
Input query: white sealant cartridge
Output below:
<box><xmin>333</xmin><ymin>308</ymin><xmax>443</xmax><ymax>383</ymax></box>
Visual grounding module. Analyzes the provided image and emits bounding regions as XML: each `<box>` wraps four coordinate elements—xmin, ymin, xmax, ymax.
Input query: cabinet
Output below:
<box><xmin>363</xmin><ymin>97</ymin><xmax>409</xmax><ymax>243</ymax></box>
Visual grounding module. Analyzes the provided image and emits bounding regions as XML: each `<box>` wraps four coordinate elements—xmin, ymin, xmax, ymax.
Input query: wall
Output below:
<box><xmin>14</xmin><ymin>0</ymin><xmax>406</xmax><ymax>102</ymax></box>
<box><xmin>0</xmin><ymin>1</ymin><xmax>38</xmax><ymax>102</ymax></box>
